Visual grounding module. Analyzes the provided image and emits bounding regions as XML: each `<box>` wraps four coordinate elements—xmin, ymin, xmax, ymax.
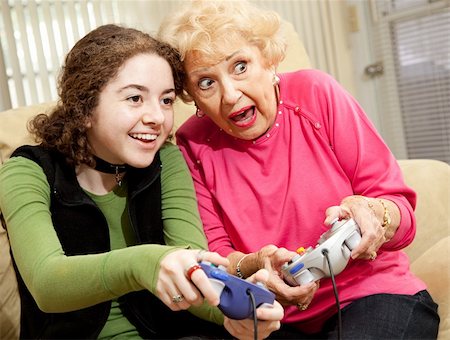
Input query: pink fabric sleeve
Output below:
<box><xmin>313</xmin><ymin>72</ymin><xmax>417</xmax><ymax>249</ymax></box>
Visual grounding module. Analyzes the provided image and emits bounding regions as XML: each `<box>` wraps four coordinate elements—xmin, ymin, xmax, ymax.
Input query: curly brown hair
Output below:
<box><xmin>29</xmin><ymin>24</ymin><xmax>184</xmax><ymax>167</ymax></box>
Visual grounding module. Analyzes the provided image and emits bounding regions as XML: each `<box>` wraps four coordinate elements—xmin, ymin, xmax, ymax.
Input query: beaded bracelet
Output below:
<box><xmin>379</xmin><ymin>199</ymin><xmax>392</xmax><ymax>229</ymax></box>
<box><xmin>236</xmin><ymin>254</ymin><xmax>250</xmax><ymax>279</ymax></box>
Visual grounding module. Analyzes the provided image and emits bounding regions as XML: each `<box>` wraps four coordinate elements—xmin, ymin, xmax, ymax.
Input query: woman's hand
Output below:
<box><xmin>223</xmin><ymin>269</ymin><xmax>283</xmax><ymax>340</ymax></box>
<box><xmin>156</xmin><ymin>249</ymin><xmax>228</xmax><ymax>310</ymax></box>
<box><xmin>257</xmin><ymin>245</ymin><xmax>320</xmax><ymax>308</ymax></box>
<box><xmin>324</xmin><ymin>195</ymin><xmax>398</xmax><ymax>260</ymax></box>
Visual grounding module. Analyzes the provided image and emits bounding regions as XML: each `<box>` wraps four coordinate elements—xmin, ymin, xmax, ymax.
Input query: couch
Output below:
<box><xmin>1</xmin><ymin>23</ymin><xmax>449</xmax><ymax>339</ymax></box>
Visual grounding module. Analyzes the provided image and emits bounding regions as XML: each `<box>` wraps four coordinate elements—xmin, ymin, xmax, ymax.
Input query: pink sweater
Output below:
<box><xmin>176</xmin><ymin>69</ymin><xmax>426</xmax><ymax>332</ymax></box>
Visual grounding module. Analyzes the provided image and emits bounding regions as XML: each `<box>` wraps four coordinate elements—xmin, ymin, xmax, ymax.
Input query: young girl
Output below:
<box><xmin>0</xmin><ymin>24</ymin><xmax>282</xmax><ymax>339</ymax></box>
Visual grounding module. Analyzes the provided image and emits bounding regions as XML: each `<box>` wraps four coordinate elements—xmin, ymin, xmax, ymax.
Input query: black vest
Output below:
<box><xmin>11</xmin><ymin>145</ymin><xmax>224</xmax><ymax>339</ymax></box>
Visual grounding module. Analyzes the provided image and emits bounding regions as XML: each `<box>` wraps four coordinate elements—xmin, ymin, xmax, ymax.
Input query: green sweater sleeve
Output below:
<box><xmin>0</xmin><ymin>147</ymin><xmax>222</xmax><ymax>324</ymax></box>
<box><xmin>160</xmin><ymin>142</ymin><xmax>207</xmax><ymax>249</ymax></box>
<box><xmin>159</xmin><ymin>143</ymin><xmax>223</xmax><ymax>324</ymax></box>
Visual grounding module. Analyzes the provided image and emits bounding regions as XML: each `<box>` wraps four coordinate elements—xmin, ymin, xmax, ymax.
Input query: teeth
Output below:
<box><xmin>130</xmin><ymin>133</ymin><xmax>157</xmax><ymax>141</ymax></box>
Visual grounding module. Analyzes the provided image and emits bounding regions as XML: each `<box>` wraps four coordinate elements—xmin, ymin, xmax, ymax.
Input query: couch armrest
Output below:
<box><xmin>398</xmin><ymin>159</ymin><xmax>450</xmax><ymax>339</ymax></box>
<box><xmin>398</xmin><ymin>159</ymin><xmax>450</xmax><ymax>262</ymax></box>
<box><xmin>0</xmin><ymin>214</ymin><xmax>20</xmax><ymax>339</ymax></box>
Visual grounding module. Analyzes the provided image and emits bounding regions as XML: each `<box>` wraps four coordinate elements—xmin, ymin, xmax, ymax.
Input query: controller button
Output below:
<box><xmin>296</xmin><ymin>247</ymin><xmax>305</xmax><ymax>254</ymax></box>
<box><xmin>289</xmin><ymin>262</ymin><xmax>304</xmax><ymax>274</ymax></box>
<box><xmin>211</xmin><ymin>269</ymin><xmax>229</xmax><ymax>281</ymax></box>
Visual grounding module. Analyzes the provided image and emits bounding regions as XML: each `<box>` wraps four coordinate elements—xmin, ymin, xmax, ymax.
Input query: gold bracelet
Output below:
<box><xmin>236</xmin><ymin>254</ymin><xmax>250</xmax><ymax>279</ymax></box>
<box><xmin>379</xmin><ymin>199</ymin><xmax>392</xmax><ymax>229</ymax></box>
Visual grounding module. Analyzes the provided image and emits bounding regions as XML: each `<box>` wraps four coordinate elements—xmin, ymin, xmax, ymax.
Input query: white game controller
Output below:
<box><xmin>281</xmin><ymin>218</ymin><xmax>361</xmax><ymax>286</ymax></box>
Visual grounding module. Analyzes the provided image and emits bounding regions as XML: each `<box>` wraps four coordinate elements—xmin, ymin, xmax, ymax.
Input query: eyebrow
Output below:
<box><xmin>188</xmin><ymin>49</ymin><xmax>243</xmax><ymax>76</ymax></box>
<box><xmin>226</xmin><ymin>49</ymin><xmax>242</xmax><ymax>61</ymax></box>
<box><xmin>118</xmin><ymin>84</ymin><xmax>175</xmax><ymax>95</ymax></box>
<box><xmin>118</xmin><ymin>84</ymin><xmax>148</xmax><ymax>93</ymax></box>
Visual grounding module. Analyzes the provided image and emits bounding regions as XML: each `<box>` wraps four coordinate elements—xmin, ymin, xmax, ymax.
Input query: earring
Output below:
<box><xmin>272</xmin><ymin>73</ymin><xmax>280</xmax><ymax>86</ymax></box>
<box><xmin>195</xmin><ymin>105</ymin><xmax>205</xmax><ymax>118</ymax></box>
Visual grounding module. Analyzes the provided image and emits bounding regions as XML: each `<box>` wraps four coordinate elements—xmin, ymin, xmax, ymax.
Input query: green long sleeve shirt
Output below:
<box><xmin>0</xmin><ymin>143</ymin><xmax>223</xmax><ymax>337</ymax></box>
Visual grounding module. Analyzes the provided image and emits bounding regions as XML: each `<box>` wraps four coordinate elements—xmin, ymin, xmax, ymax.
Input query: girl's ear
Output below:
<box><xmin>84</xmin><ymin>116</ymin><xmax>92</xmax><ymax>128</ymax></box>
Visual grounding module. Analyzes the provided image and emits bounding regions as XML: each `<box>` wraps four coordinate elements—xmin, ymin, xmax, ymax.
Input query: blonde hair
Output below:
<box><xmin>158</xmin><ymin>0</ymin><xmax>286</xmax><ymax>69</ymax></box>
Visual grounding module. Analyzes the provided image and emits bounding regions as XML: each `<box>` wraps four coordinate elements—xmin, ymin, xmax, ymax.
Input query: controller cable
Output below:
<box><xmin>322</xmin><ymin>249</ymin><xmax>342</xmax><ymax>340</ymax></box>
<box><xmin>247</xmin><ymin>288</ymin><xmax>258</xmax><ymax>340</ymax></box>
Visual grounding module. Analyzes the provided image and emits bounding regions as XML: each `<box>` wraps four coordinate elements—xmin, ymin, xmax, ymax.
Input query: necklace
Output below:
<box><xmin>93</xmin><ymin>155</ymin><xmax>128</xmax><ymax>186</ymax></box>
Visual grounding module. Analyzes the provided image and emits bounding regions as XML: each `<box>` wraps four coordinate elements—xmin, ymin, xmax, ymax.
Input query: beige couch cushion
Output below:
<box><xmin>400</xmin><ymin>159</ymin><xmax>450</xmax><ymax>262</ymax></box>
<box><xmin>399</xmin><ymin>159</ymin><xmax>450</xmax><ymax>339</ymax></box>
<box><xmin>0</xmin><ymin>216</ymin><xmax>20</xmax><ymax>340</ymax></box>
<box><xmin>0</xmin><ymin>102</ymin><xmax>55</xmax><ymax>164</ymax></box>
<box><xmin>410</xmin><ymin>236</ymin><xmax>449</xmax><ymax>340</ymax></box>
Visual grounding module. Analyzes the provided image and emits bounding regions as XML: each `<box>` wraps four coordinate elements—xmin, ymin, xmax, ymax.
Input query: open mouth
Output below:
<box><xmin>229</xmin><ymin>106</ymin><xmax>256</xmax><ymax>126</ymax></box>
<box><xmin>129</xmin><ymin>133</ymin><xmax>158</xmax><ymax>142</ymax></box>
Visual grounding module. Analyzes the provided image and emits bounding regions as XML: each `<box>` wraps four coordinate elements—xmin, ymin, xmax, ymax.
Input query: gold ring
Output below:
<box><xmin>172</xmin><ymin>294</ymin><xmax>184</xmax><ymax>303</ymax></box>
<box><xmin>370</xmin><ymin>251</ymin><xmax>377</xmax><ymax>261</ymax></box>
<box><xmin>297</xmin><ymin>303</ymin><xmax>309</xmax><ymax>311</ymax></box>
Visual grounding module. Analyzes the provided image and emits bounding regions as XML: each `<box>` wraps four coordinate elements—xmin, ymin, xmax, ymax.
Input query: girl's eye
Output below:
<box><xmin>198</xmin><ymin>78</ymin><xmax>214</xmax><ymax>90</ymax></box>
<box><xmin>127</xmin><ymin>95</ymin><xmax>142</xmax><ymax>103</ymax></box>
<box><xmin>161</xmin><ymin>97</ymin><xmax>174</xmax><ymax>105</ymax></box>
<box><xmin>235</xmin><ymin>61</ymin><xmax>247</xmax><ymax>74</ymax></box>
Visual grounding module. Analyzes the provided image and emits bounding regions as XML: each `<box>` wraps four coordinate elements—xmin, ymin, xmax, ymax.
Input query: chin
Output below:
<box><xmin>129</xmin><ymin>154</ymin><xmax>156</xmax><ymax>169</ymax></box>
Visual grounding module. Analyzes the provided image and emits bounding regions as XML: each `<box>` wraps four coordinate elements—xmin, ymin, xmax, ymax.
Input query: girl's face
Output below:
<box><xmin>184</xmin><ymin>40</ymin><xmax>278</xmax><ymax>140</ymax></box>
<box><xmin>86</xmin><ymin>53</ymin><xmax>175</xmax><ymax>168</ymax></box>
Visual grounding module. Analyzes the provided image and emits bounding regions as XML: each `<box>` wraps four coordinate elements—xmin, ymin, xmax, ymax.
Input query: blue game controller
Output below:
<box><xmin>199</xmin><ymin>261</ymin><xmax>275</xmax><ymax>320</ymax></box>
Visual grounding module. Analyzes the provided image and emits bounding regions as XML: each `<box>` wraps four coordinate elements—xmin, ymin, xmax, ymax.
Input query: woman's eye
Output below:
<box><xmin>198</xmin><ymin>78</ymin><xmax>214</xmax><ymax>90</ymax></box>
<box><xmin>235</xmin><ymin>61</ymin><xmax>247</xmax><ymax>74</ymax></box>
<box><xmin>127</xmin><ymin>95</ymin><xmax>142</xmax><ymax>103</ymax></box>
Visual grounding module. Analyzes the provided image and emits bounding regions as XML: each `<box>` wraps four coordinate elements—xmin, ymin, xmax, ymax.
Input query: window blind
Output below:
<box><xmin>0</xmin><ymin>0</ymin><xmax>120</xmax><ymax>109</ymax></box>
<box><xmin>373</xmin><ymin>0</ymin><xmax>450</xmax><ymax>163</ymax></box>
<box><xmin>1</xmin><ymin>0</ymin><xmax>352</xmax><ymax>112</ymax></box>
<box><xmin>391</xmin><ymin>8</ymin><xmax>450</xmax><ymax>162</ymax></box>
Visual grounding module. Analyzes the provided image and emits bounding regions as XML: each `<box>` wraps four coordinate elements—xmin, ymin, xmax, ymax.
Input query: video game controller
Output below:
<box><xmin>199</xmin><ymin>261</ymin><xmax>275</xmax><ymax>320</ymax></box>
<box><xmin>281</xmin><ymin>218</ymin><xmax>361</xmax><ymax>286</ymax></box>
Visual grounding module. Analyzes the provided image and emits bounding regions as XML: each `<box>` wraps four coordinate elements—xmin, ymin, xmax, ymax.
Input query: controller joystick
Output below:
<box><xmin>199</xmin><ymin>261</ymin><xmax>275</xmax><ymax>320</ymax></box>
<box><xmin>281</xmin><ymin>218</ymin><xmax>361</xmax><ymax>286</ymax></box>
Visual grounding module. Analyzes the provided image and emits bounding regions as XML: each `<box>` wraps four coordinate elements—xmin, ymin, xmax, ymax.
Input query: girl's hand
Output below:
<box><xmin>223</xmin><ymin>269</ymin><xmax>283</xmax><ymax>340</ymax></box>
<box><xmin>156</xmin><ymin>249</ymin><xmax>228</xmax><ymax>310</ymax></box>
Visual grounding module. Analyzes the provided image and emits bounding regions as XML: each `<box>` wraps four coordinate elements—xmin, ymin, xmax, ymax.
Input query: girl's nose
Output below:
<box><xmin>142</xmin><ymin>102</ymin><xmax>165</xmax><ymax>125</ymax></box>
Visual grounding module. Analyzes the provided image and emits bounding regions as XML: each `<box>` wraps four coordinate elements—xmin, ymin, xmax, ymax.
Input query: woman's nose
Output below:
<box><xmin>221</xmin><ymin>79</ymin><xmax>242</xmax><ymax>105</ymax></box>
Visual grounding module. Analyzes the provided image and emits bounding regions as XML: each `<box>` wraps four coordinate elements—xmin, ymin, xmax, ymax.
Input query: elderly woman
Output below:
<box><xmin>158</xmin><ymin>0</ymin><xmax>440</xmax><ymax>338</ymax></box>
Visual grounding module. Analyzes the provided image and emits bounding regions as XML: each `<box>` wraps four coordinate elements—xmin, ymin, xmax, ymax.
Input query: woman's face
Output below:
<box><xmin>86</xmin><ymin>53</ymin><xmax>175</xmax><ymax>168</ymax></box>
<box><xmin>184</xmin><ymin>40</ymin><xmax>278</xmax><ymax>140</ymax></box>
